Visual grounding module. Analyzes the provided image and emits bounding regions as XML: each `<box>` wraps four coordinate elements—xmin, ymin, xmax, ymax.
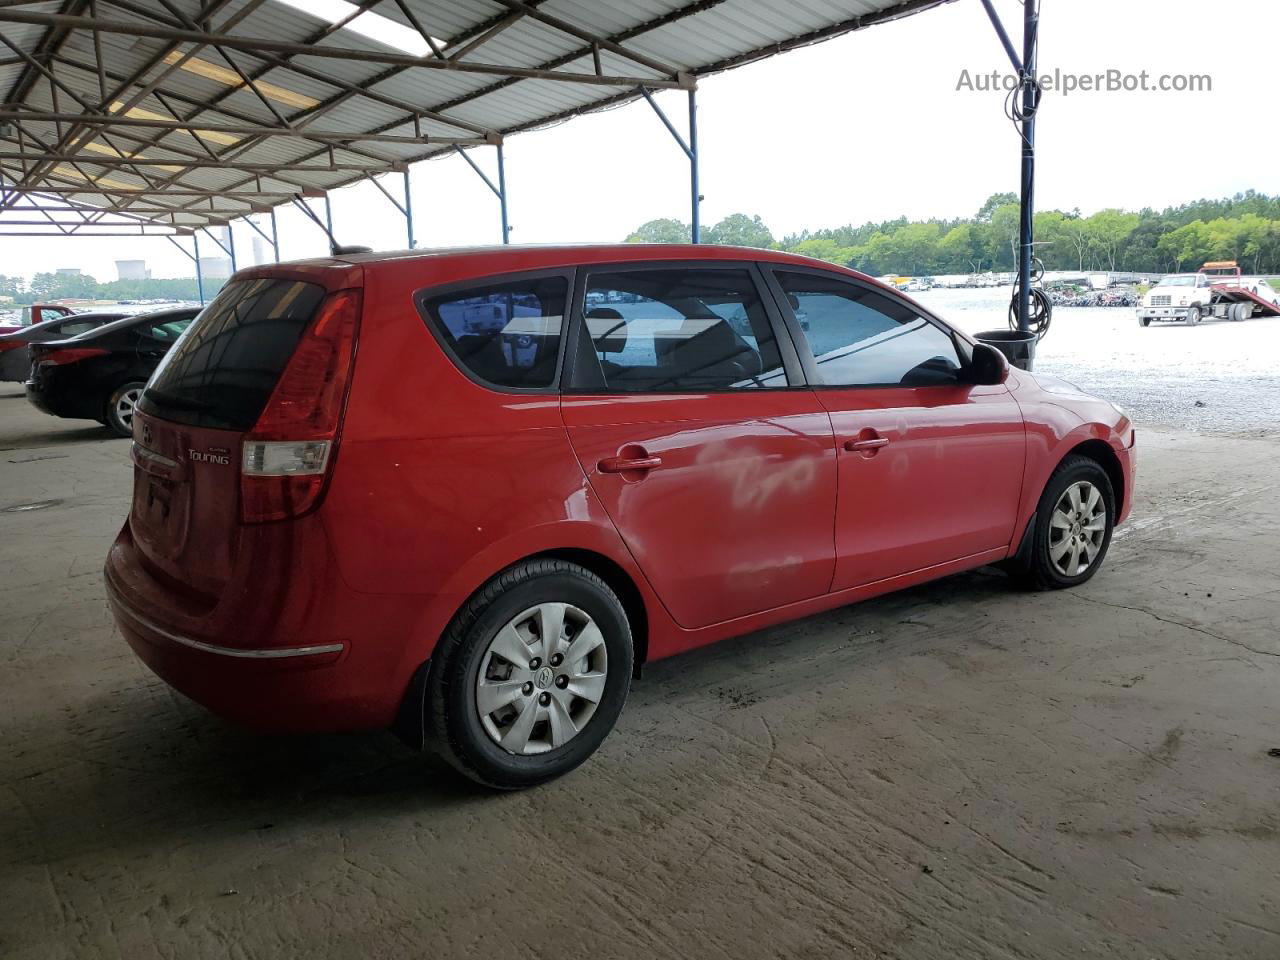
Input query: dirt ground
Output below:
<box><xmin>2</xmin><ymin>375</ymin><xmax>1279</xmax><ymax>959</ymax></box>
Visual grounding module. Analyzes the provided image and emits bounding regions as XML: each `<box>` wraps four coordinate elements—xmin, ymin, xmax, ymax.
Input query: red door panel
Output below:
<box><xmin>562</xmin><ymin>393</ymin><xmax>837</xmax><ymax>629</ymax></box>
<box><xmin>819</xmin><ymin>383</ymin><xmax>1025</xmax><ymax>590</ymax></box>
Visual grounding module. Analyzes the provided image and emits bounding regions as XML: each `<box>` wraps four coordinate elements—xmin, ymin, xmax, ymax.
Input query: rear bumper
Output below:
<box><xmin>24</xmin><ymin>379</ymin><xmax>55</xmax><ymax>415</ymax></box>
<box><xmin>105</xmin><ymin>523</ymin><xmax>419</xmax><ymax>733</ymax></box>
<box><xmin>25</xmin><ymin>375</ymin><xmax>99</xmax><ymax>419</ymax></box>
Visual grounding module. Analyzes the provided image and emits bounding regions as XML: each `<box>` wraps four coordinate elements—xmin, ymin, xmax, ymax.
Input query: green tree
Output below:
<box><xmin>1157</xmin><ymin>221</ymin><xmax>1213</xmax><ymax>271</ymax></box>
<box><xmin>1237</xmin><ymin>214</ymin><xmax>1280</xmax><ymax>273</ymax></box>
<box><xmin>0</xmin><ymin>274</ymin><xmax>26</xmax><ymax>300</ymax></box>
<box><xmin>886</xmin><ymin>222</ymin><xmax>943</xmax><ymax>274</ymax></box>
<box><xmin>937</xmin><ymin>225</ymin><xmax>977</xmax><ymax>272</ymax></box>
<box><xmin>1084</xmin><ymin>209</ymin><xmax>1140</xmax><ymax>271</ymax></box>
<box><xmin>1058</xmin><ymin>216</ymin><xmax>1092</xmax><ymax>271</ymax></box>
<box><xmin>790</xmin><ymin>237</ymin><xmax>856</xmax><ymax>265</ymax></box>
<box><xmin>624</xmin><ymin>218</ymin><xmax>690</xmax><ymax>243</ymax></box>
<box><xmin>984</xmin><ymin>203</ymin><xmax>1021</xmax><ymax>270</ymax></box>
<box><xmin>976</xmin><ymin>192</ymin><xmax>1018</xmax><ymax>223</ymax></box>
<box><xmin>622</xmin><ymin>191</ymin><xmax>1280</xmax><ymax>277</ymax></box>
<box><xmin>704</xmin><ymin>213</ymin><xmax>774</xmax><ymax>249</ymax></box>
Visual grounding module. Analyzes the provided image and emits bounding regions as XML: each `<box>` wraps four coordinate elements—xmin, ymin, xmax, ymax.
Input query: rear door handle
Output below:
<box><xmin>598</xmin><ymin>455</ymin><xmax>663</xmax><ymax>473</ymax></box>
<box><xmin>844</xmin><ymin>437</ymin><xmax>890</xmax><ymax>452</ymax></box>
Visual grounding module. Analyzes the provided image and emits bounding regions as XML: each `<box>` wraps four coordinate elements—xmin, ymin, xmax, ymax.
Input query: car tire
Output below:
<box><xmin>427</xmin><ymin>559</ymin><xmax>634</xmax><ymax>790</ymax></box>
<box><xmin>1008</xmin><ymin>455</ymin><xmax>1116</xmax><ymax>591</ymax></box>
<box><xmin>1231</xmin><ymin>302</ymin><xmax>1250</xmax><ymax>322</ymax></box>
<box><xmin>1138</xmin><ymin>317</ymin><xmax>1151</xmax><ymax>327</ymax></box>
<box><xmin>105</xmin><ymin>381</ymin><xmax>145</xmax><ymax>437</ymax></box>
<box><xmin>1185</xmin><ymin>305</ymin><xmax>1202</xmax><ymax>326</ymax></box>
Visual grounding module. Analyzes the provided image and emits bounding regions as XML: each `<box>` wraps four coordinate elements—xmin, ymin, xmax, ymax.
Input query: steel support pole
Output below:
<box><xmin>404</xmin><ymin>169</ymin><xmax>415</xmax><ymax>248</ymax></box>
<box><xmin>688</xmin><ymin>89</ymin><xmax>700</xmax><ymax>243</ymax></box>
<box><xmin>226</xmin><ymin>224</ymin><xmax>237</xmax><ymax>273</ymax></box>
<box><xmin>496</xmin><ymin>143</ymin><xmax>509</xmax><ymax>244</ymax></box>
<box><xmin>323</xmin><ymin>194</ymin><xmax>334</xmax><ymax>239</ymax></box>
<box><xmin>1016</xmin><ymin>1</ymin><xmax>1039</xmax><ymax>332</ymax></box>
<box><xmin>193</xmin><ymin>230</ymin><xmax>205</xmax><ymax>305</ymax></box>
<box><xmin>270</xmin><ymin>208</ymin><xmax>279</xmax><ymax>261</ymax></box>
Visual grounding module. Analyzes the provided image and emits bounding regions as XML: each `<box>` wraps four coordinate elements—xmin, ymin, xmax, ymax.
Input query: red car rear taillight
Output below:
<box><xmin>240</xmin><ymin>288</ymin><xmax>361</xmax><ymax>524</ymax></box>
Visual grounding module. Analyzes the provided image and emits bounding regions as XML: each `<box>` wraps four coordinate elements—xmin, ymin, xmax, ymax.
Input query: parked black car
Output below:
<box><xmin>26</xmin><ymin>307</ymin><xmax>200</xmax><ymax>436</ymax></box>
<box><xmin>0</xmin><ymin>312</ymin><xmax>126</xmax><ymax>382</ymax></box>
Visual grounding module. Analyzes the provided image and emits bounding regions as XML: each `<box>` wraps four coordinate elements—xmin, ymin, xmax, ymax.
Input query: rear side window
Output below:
<box><xmin>421</xmin><ymin>276</ymin><xmax>567</xmax><ymax>389</ymax></box>
<box><xmin>580</xmin><ymin>268</ymin><xmax>786</xmax><ymax>392</ymax></box>
<box><xmin>146</xmin><ymin>318</ymin><xmax>194</xmax><ymax>342</ymax></box>
<box><xmin>139</xmin><ymin>277</ymin><xmax>328</xmax><ymax>430</ymax></box>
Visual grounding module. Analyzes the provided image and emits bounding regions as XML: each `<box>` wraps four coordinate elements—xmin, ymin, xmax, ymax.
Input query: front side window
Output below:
<box><xmin>422</xmin><ymin>275</ymin><xmax>567</xmax><ymax>389</ymax></box>
<box><xmin>581</xmin><ymin>268</ymin><xmax>785</xmax><ymax>392</ymax></box>
<box><xmin>776</xmin><ymin>272</ymin><xmax>962</xmax><ymax>387</ymax></box>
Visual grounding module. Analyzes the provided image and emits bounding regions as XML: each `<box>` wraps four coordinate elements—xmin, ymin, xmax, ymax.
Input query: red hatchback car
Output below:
<box><xmin>106</xmin><ymin>245</ymin><xmax>1134</xmax><ymax>788</ymax></box>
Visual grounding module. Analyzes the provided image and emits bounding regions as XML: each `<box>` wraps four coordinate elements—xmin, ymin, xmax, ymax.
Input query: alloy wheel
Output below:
<box><xmin>1048</xmin><ymin>480</ymin><xmax>1107</xmax><ymax>577</ymax></box>
<box><xmin>115</xmin><ymin>387</ymin><xmax>142</xmax><ymax>428</ymax></box>
<box><xmin>476</xmin><ymin>602</ymin><xmax>608</xmax><ymax>756</ymax></box>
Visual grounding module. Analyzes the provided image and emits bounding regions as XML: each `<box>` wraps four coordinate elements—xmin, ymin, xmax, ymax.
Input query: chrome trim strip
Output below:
<box><xmin>106</xmin><ymin>578</ymin><xmax>344</xmax><ymax>660</ymax></box>
<box><xmin>131</xmin><ymin>441</ymin><xmax>178</xmax><ymax>469</ymax></box>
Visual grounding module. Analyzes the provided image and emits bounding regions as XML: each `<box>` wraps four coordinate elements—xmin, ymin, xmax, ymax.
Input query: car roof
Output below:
<box><xmin>0</xmin><ymin>312</ymin><xmax>120</xmax><ymax>338</ymax></box>
<box><xmin>232</xmin><ymin>243</ymin><xmax>874</xmax><ymax>286</ymax></box>
<box><xmin>48</xmin><ymin>306</ymin><xmax>200</xmax><ymax>345</ymax></box>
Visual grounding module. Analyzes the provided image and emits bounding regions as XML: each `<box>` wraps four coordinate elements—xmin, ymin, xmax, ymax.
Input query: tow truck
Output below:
<box><xmin>1137</xmin><ymin>261</ymin><xmax>1280</xmax><ymax>326</ymax></box>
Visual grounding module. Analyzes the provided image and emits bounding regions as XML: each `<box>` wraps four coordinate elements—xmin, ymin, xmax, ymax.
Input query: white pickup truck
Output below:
<box><xmin>1137</xmin><ymin>262</ymin><xmax>1279</xmax><ymax>326</ymax></box>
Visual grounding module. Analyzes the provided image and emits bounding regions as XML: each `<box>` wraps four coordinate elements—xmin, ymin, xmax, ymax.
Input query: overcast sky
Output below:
<box><xmin>3</xmin><ymin>0</ymin><xmax>1277</xmax><ymax>281</ymax></box>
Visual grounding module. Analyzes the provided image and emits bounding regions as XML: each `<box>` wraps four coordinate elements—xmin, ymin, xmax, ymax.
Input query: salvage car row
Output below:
<box><xmin>0</xmin><ymin>306</ymin><xmax>198</xmax><ymax>435</ymax></box>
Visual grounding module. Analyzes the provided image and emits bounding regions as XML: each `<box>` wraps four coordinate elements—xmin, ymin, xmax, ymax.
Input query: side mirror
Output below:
<box><xmin>968</xmin><ymin>342</ymin><xmax>1009</xmax><ymax>385</ymax></box>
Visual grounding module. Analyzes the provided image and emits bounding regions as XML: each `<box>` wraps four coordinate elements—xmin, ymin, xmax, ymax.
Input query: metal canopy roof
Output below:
<box><xmin>0</xmin><ymin>0</ymin><xmax>950</xmax><ymax>236</ymax></box>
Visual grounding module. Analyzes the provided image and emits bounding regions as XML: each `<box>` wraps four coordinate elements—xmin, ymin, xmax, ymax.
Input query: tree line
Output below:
<box><xmin>0</xmin><ymin>272</ymin><xmax>225</xmax><ymax>305</ymax></box>
<box><xmin>625</xmin><ymin>190</ymin><xmax>1280</xmax><ymax>276</ymax></box>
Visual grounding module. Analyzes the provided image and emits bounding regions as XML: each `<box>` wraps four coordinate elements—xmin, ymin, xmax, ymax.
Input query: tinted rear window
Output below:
<box><xmin>139</xmin><ymin>278</ymin><xmax>327</xmax><ymax>430</ymax></box>
<box><xmin>420</xmin><ymin>275</ymin><xmax>567</xmax><ymax>389</ymax></box>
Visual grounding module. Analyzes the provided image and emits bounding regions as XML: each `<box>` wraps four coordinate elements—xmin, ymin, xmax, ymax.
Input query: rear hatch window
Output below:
<box><xmin>138</xmin><ymin>277</ymin><xmax>328</xmax><ymax>430</ymax></box>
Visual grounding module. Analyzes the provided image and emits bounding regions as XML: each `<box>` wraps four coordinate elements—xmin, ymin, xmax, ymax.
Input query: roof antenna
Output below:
<box><xmin>289</xmin><ymin>194</ymin><xmax>371</xmax><ymax>256</ymax></box>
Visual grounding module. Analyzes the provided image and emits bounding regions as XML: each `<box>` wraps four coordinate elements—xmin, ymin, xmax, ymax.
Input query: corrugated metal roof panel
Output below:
<box><xmin>2</xmin><ymin>0</ymin><xmax>953</xmax><ymax>230</ymax></box>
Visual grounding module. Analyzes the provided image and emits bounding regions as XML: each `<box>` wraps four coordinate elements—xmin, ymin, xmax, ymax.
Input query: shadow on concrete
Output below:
<box><xmin>3</xmin><ymin>566</ymin><xmax>1023</xmax><ymax>868</ymax></box>
<box><xmin>0</xmin><ymin>422</ymin><xmax>119</xmax><ymax>451</ymax></box>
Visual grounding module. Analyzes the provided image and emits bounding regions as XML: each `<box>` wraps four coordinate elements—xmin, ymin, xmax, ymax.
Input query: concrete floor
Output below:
<box><xmin>2</xmin><ymin>386</ymin><xmax>1279</xmax><ymax>960</ymax></box>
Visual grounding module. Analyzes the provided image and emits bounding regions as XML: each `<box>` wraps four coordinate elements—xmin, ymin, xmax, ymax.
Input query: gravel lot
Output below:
<box><xmin>919</xmin><ymin>288</ymin><xmax>1280</xmax><ymax>438</ymax></box>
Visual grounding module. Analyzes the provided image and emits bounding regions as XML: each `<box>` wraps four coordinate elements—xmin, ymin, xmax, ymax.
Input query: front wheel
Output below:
<box><xmin>1138</xmin><ymin>316</ymin><xmax>1151</xmax><ymax>328</ymax></box>
<box><xmin>1009</xmin><ymin>455</ymin><xmax>1115</xmax><ymax>590</ymax></box>
<box><xmin>1185</xmin><ymin>305</ymin><xmax>1202</xmax><ymax>326</ymax></box>
<box><xmin>427</xmin><ymin>559</ymin><xmax>634</xmax><ymax>789</ymax></box>
<box><xmin>105</xmin><ymin>381</ymin><xmax>145</xmax><ymax>437</ymax></box>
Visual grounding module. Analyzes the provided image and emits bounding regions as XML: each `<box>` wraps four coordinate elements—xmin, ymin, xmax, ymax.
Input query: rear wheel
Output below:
<box><xmin>427</xmin><ymin>559</ymin><xmax>633</xmax><ymax>789</ymax></box>
<box><xmin>1009</xmin><ymin>455</ymin><xmax>1115</xmax><ymax>590</ymax></box>
<box><xmin>1185</xmin><ymin>305</ymin><xmax>1202</xmax><ymax>326</ymax></box>
<box><xmin>1231</xmin><ymin>302</ymin><xmax>1250</xmax><ymax>322</ymax></box>
<box><xmin>105</xmin><ymin>381</ymin><xmax>145</xmax><ymax>437</ymax></box>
